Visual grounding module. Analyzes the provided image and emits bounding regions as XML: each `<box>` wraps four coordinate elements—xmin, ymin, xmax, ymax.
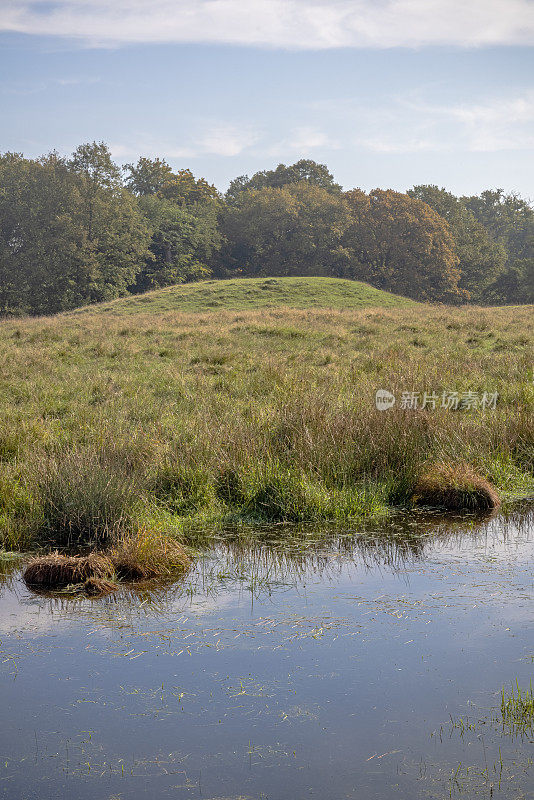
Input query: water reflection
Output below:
<box><xmin>1</xmin><ymin>508</ymin><xmax>534</xmax><ymax>800</ymax></box>
<box><xmin>3</xmin><ymin>507</ymin><xmax>533</xmax><ymax>614</ymax></box>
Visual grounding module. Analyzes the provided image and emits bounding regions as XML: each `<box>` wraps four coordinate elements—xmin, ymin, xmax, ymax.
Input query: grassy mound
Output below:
<box><xmin>413</xmin><ymin>463</ymin><xmax>501</xmax><ymax>512</ymax></box>
<box><xmin>72</xmin><ymin>276</ymin><xmax>418</xmax><ymax>316</ymax></box>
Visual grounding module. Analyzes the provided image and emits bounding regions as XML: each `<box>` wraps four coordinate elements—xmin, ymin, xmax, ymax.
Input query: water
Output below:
<box><xmin>1</xmin><ymin>510</ymin><xmax>534</xmax><ymax>799</ymax></box>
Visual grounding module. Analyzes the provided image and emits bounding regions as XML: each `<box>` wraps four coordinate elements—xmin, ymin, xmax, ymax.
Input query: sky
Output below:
<box><xmin>1</xmin><ymin>0</ymin><xmax>533</xmax><ymax>197</ymax></box>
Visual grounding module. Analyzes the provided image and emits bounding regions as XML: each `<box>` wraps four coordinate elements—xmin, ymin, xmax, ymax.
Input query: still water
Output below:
<box><xmin>1</xmin><ymin>511</ymin><xmax>534</xmax><ymax>800</ymax></box>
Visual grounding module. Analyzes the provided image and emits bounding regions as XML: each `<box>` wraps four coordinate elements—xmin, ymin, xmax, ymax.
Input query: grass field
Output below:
<box><xmin>0</xmin><ymin>277</ymin><xmax>532</xmax><ymax>551</ymax></box>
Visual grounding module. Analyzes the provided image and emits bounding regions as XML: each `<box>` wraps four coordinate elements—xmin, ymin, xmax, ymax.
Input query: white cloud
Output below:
<box><xmin>403</xmin><ymin>92</ymin><xmax>534</xmax><ymax>152</ymax></box>
<box><xmin>197</xmin><ymin>124</ymin><xmax>260</xmax><ymax>157</ymax></box>
<box><xmin>0</xmin><ymin>0</ymin><xmax>533</xmax><ymax>48</ymax></box>
<box><xmin>290</xmin><ymin>126</ymin><xmax>337</xmax><ymax>151</ymax></box>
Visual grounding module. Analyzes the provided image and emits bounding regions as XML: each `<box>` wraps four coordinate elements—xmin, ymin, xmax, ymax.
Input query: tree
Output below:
<box><xmin>226</xmin><ymin>159</ymin><xmax>341</xmax><ymax>203</ymax></box>
<box><xmin>157</xmin><ymin>169</ymin><xmax>220</xmax><ymax>206</ymax></box>
<box><xmin>0</xmin><ymin>152</ymin><xmax>94</xmax><ymax>315</ymax></box>
<box><xmin>68</xmin><ymin>142</ymin><xmax>151</xmax><ymax>302</ymax></box>
<box><xmin>462</xmin><ymin>189</ymin><xmax>533</xmax><ymax>303</ymax></box>
<box><xmin>219</xmin><ymin>182</ymin><xmax>351</xmax><ymax>277</ymax></box>
<box><xmin>133</xmin><ymin>196</ymin><xmax>219</xmax><ymax>291</ymax></box>
<box><xmin>408</xmin><ymin>185</ymin><xmax>507</xmax><ymax>301</ymax></box>
<box><xmin>124</xmin><ymin>156</ymin><xmax>174</xmax><ymax>196</ymax></box>
<box><xmin>343</xmin><ymin>189</ymin><xmax>464</xmax><ymax>302</ymax></box>
<box><xmin>124</xmin><ymin>163</ymin><xmax>221</xmax><ymax>291</ymax></box>
<box><xmin>0</xmin><ymin>145</ymin><xmax>151</xmax><ymax>315</ymax></box>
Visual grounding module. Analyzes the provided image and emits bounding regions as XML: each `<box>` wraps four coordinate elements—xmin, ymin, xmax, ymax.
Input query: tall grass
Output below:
<box><xmin>30</xmin><ymin>446</ymin><xmax>140</xmax><ymax>547</ymax></box>
<box><xmin>0</xmin><ymin>294</ymin><xmax>531</xmax><ymax>548</ymax></box>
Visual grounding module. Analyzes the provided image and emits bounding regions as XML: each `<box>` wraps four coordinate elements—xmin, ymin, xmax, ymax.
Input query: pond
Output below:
<box><xmin>1</xmin><ymin>509</ymin><xmax>534</xmax><ymax>799</ymax></box>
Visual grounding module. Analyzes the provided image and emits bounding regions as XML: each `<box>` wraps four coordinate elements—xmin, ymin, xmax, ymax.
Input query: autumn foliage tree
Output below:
<box><xmin>342</xmin><ymin>189</ymin><xmax>464</xmax><ymax>302</ymax></box>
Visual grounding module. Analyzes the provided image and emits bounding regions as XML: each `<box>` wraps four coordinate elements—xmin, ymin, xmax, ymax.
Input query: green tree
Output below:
<box><xmin>408</xmin><ymin>185</ymin><xmax>507</xmax><ymax>301</ymax></box>
<box><xmin>133</xmin><ymin>196</ymin><xmax>219</xmax><ymax>291</ymax></box>
<box><xmin>226</xmin><ymin>159</ymin><xmax>341</xmax><ymax>203</ymax></box>
<box><xmin>220</xmin><ymin>182</ymin><xmax>351</xmax><ymax>277</ymax></box>
<box><xmin>0</xmin><ymin>152</ymin><xmax>90</xmax><ymax>315</ymax></box>
<box><xmin>68</xmin><ymin>142</ymin><xmax>151</xmax><ymax>301</ymax></box>
<box><xmin>124</xmin><ymin>156</ymin><xmax>174</xmax><ymax>196</ymax></box>
<box><xmin>124</xmin><ymin>163</ymin><xmax>221</xmax><ymax>291</ymax></box>
<box><xmin>0</xmin><ymin>144</ymin><xmax>151</xmax><ymax>315</ymax></box>
<box><xmin>343</xmin><ymin>189</ymin><xmax>463</xmax><ymax>302</ymax></box>
<box><xmin>462</xmin><ymin>189</ymin><xmax>533</xmax><ymax>303</ymax></box>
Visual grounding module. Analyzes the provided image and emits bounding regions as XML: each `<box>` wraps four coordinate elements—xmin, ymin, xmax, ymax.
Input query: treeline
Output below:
<box><xmin>0</xmin><ymin>142</ymin><xmax>532</xmax><ymax>315</ymax></box>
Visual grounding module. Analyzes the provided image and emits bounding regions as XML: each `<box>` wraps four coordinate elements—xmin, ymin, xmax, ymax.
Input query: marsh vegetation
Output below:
<box><xmin>0</xmin><ymin>285</ymin><xmax>531</xmax><ymax>558</ymax></box>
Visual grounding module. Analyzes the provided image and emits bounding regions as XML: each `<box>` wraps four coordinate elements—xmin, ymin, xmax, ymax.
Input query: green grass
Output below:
<box><xmin>71</xmin><ymin>276</ymin><xmax>418</xmax><ymax>316</ymax></box>
<box><xmin>0</xmin><ymin>277</ymin><xmax>532</xmax><ymax>550</ymax></box>
<box><xmin>500</xmin><ymin>681</ymin><xmax>534</xmax><ymax>733</ymax></box>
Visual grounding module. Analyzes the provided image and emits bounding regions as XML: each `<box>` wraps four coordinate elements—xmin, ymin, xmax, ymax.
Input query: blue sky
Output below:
<box><xmin>1</xmin><ymin>1</ymin><xmax>533</xmax><ymax>196</ymax></box>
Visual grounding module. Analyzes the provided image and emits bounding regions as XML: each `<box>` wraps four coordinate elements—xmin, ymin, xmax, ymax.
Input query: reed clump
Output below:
<box><xmin>412</xmin><ymin>463</ymin><xmax>501</xmax><ymax>512</ymax></box>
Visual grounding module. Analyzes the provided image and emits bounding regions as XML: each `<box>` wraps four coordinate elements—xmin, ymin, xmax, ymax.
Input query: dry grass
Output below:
<box><xmin>22</xmin><ymin>529</ymin><xmax>191</xmax><ymax>595</ymax></box>
<box><xmin>413</xmin><ymin>463</ymin><xmax>501</xmax><ymax>512</ymax></box>
<box><xmin>23</xmin><ymin>552</ymin><xmax>115</xmax><ymax>590</ymax></box>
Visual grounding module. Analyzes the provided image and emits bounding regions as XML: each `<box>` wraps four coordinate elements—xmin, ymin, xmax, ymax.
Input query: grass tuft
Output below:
<box><xmin>109</xmin><ymin>528</ymin><xmax>191</xmax><ymax>581</ymax></box>
<box><xmin>412</xmin><ymin>463</ymin><xmax>501</xmax><ymax>512</ymax></box>
<box><xmin>31</xmin><ymin>447</ymin><xmax>139</xmax><ymax>547</ymax></box>
<box><xmin>23</xmin><ymin>552</ymin><xmax>115</xmax><ymax>590</ymax></box>
<box><xmin>500</xmin><ymin>681</ymin><xmax>534</xmax><ymax>733</ymax></box>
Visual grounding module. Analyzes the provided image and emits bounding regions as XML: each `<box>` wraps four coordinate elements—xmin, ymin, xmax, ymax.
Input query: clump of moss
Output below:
<box><xmin>412</xmin><ymin>463</ymin><xmax>501</xmax><ymax>513</ymax></box>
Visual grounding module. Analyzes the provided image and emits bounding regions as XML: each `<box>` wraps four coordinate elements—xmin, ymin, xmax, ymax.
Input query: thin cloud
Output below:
<box><xmin>110</xmin><ymin>124</ymin><xmax>260</xmax><ymax>162</ymax></box>
<box><xmin>197</xmin><ymin>125</ymin><xmax>260</xmax><ymax>157</ymax></box>
<box><xmin>1</xmin><ymin>0</ymin><xmax>533</xmax><ymax>48</ymax></box>
<box><xmin>268</xmin><ymin>126</ymin><xmax>338</xmax><ymax>157</ymax></box>
<box><xmin>316</xmin><ymin>90</ymin><xmax>534</xmax><ymax>153</ymax></box>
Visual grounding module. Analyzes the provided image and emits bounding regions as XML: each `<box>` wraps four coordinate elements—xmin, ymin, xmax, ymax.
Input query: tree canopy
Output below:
<box><xmin>343</xmin><ymin>189</ymin><xmax>463</xmax><ymax>302</ymax></box>
<box><xmin>219</xmin><ymin>182</ymin><xmax>351</xmax><ymax>278</ymax></box>
<box><xmin>408</xmin><ymin>185</ymin><xmax>507</xmax><ymax>302</ymax></box>
<box><xmin>226</xmin><ymin>159</ymin><xmax>341</xmax><ymax>203</ymax></box>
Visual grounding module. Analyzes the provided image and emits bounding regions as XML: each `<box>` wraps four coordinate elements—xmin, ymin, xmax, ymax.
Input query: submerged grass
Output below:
<box><xmin>500</xmin><ymin>681</ymin><xmax>534</xmax><ymax>734</ymax></box>
<box><xmin>0</xmin><ymin>281</ymin><xmax>531</xmax><ymax>551</ymax></box>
